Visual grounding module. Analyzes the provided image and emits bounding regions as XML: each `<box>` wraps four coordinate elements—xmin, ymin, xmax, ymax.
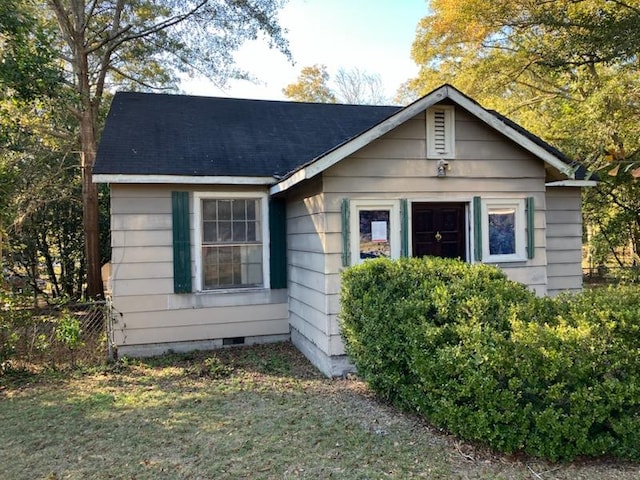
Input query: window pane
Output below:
<box><xmin>232</xmin><ymin>199</ymin><xmax>246</xmax><ymax>220</ymax></box>
<box><xmin>359</xmin><ymin>210</ymin><xmax>390</xmax><ymax>259</ymax></box>
<box><xmin>488</xmin><ymin>208</ymin><xmax>516</xmax><ymax>255</ymax></box>
<box><xmin>232</xmin><ymin>246</ymin><xmax>242</xmax><ymax>284</ymax></box>
<box><xmin>203</xmin><ymin>222</ymin><xmax>216</xmax><ymax>243</ymax></box>
<box><xmin>246</xmin><ymin>201</ymin><xmax>256</xmax><ymax>220</ymax></box>
<box><xmin>203</xmin><ymin>200</ymin><xmax>217</xmax><ymax>221</ymax></box>
<box><xmin>218</xmin><ymin>221</ymin><xmax>232</xmax><ymax>242</ymax></box>
<box><xmin>254</xmin><ymin>220</ymin><xmax>262</xmax><ymax>242</ymax></box>
<box><xmin>218</xmin><ymin>246</ymin><xmax>233</xmax><ymax>264</ymax></box>
<box><xmin>202</xmin><ymin>247</ymin><xmax>219</xmax><ymax>288</ymax></box>
<box><xmin>245</xmin><ymin>245</ymin><xmax>263</xmax><ymax>264</ymax></box>
<box><xmin>233</xmin><ymin>221</ymin><xmax>246</xmax><ymax>242</ymax></box>
<box><xmin>217</xmin><ymin>246</ymin><xmax>234</xmax><ymax>285</ymax></box>
<box><xmin>218</xmin><ymin>200</ymin><xmax>231</xmax><ymax>220</ymax></box>
<box><xmin>247</xmin><ymin>221</ymin><xmax>256</xmax><ymax>241</ymax></box>
<box><xmin>246</xmin><ymin>264</ymin><xmax>263</xmax><ymax>285</ymax></box>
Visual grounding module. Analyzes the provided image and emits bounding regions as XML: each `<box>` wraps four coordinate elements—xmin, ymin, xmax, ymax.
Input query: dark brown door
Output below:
<box><xmin>412</xmin><ymin>202</ymin><xmax>466</xmax><ymax>260</ymax></box>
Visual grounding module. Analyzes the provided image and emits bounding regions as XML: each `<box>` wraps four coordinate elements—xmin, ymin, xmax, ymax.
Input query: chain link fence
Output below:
<box><xmin>1</xmin><ymin>296</ymin><xmax>110</xmax><ymax>370</ymax></box>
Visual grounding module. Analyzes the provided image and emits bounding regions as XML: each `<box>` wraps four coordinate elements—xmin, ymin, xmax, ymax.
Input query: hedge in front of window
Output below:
<box><xmin>339</xmin><ymin>257</ymin><xmax>640</xmax><ymax>461</ymax></box>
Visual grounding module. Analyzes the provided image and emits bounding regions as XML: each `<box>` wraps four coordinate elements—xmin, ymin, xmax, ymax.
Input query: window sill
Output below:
<box><xmin>168</xmin><ymin>287</ymin><xmax>287</xmax><ymax>310</ymax></box>
<box><xmin>485</xmin><ymin>256</ymin><xmax>527</xmax><ymax>265</ymax></box>
<box><xmin>196</xmin><ymin>286</ymin><xmax>268</xmax><ymax>295</ymax></box>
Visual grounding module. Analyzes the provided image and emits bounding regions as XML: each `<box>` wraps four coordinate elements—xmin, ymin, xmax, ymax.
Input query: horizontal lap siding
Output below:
<box><xmin>321</xmin><ymin>109</ymin><xmax>549</xmax><ymax>347</ymax></box>
<box><xmin>109</xmin><ymin>184</ymin><xmax>289</xmax><ymax>349</ymax></box>
<box><xmin>286</xmin><ymin>179</ymin><xmax>337</xmax><ymax>355</ymax></box>
<box><xmin>546</xmin><ymin>187</ymin><xmax>583</xmax><ymax>295</ymax></box>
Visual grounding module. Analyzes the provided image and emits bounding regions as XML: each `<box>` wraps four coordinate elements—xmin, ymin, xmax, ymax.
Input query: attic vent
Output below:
<box><xmin>427</xmin><ymin>106</ymin><xmax>455</xmax><ymax>159</ymax></box>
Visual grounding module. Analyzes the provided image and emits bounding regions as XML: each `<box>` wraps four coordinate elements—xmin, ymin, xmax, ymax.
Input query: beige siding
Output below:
<box><xmin>546</xmin><ymin>187</ymin><xmax>583</xmax><ymax>295</ymax></box>
<box><xmin>286</xmin><ymin>178</ymin><xmax>335</xmax><ymax>361</ymax></box>
<box><xmin>289</xmin><ymin>105</ymin><xmax>554</xmax><ymax>374</ymax></box>
<box><xmin>109</xmin><ymin>184</ymin><xmax>289</xmax><ymax>351</ymax></box>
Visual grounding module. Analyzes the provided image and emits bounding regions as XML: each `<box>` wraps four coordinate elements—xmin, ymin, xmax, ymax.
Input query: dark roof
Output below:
<box><xmin>94</xmin><ymin>91</ymin><xmax>401</xmax><ymax>178</ymax></box>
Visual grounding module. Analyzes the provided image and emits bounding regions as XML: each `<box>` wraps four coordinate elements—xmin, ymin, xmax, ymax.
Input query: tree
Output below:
<box><xmin>0</xmin><ymin>0</ymin><xmax>61</xmax><ymax>99</ymax></box>
<box><xmin>283</xmin><ymin>64</ymin><xmax>388</xmax><ymax>104</ymax></box>
<box><xmin>334</xmin><ymin>68</ymin><xmax>386</xmax><ymax>105</ymax></box>
<box><xmin>406</xmin><ymin>0</ymin><xmax>640</xmax><ymax>267</ymax></box>
<box><xmin>283</xmin><ymin>64</ymin><xmax>337</xmax><ymax>103</ymax></box>
<box><xmin>2</xmin><ymin>0</ymin><xmax>290</xmax><ymax>299</ymax></box>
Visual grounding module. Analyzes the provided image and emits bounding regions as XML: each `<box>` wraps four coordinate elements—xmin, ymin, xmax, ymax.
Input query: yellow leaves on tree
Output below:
<box><xmin>282</xmin><ymin>64</ymin><xmax>337</xmax><ymax>103</ymax></box>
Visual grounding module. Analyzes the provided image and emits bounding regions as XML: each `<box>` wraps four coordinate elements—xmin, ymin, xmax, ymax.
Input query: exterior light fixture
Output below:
<box><xmin>437</xmin><ymin>159</ymin><xmax>449</xmax><ymax>177</ymax></box>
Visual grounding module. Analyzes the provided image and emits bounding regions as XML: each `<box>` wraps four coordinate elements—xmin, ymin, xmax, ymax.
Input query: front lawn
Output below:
<box><xmin>1</xmin><ymin>342</ymin><xmax>638</xmax><ymax>479</ymax></box>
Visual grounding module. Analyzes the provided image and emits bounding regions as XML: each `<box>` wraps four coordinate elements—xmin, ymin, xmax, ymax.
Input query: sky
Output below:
<box><xmin>183</xmin><ymin>0</ymin><xmax>428</xmax><ymax>103</ymax></box>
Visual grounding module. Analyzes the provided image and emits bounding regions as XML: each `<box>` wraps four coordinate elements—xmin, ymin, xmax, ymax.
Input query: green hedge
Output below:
<box><xmin>339</xmin><ymin>257</ymin><xmax>640</xmax><ymax>460</ymax></box>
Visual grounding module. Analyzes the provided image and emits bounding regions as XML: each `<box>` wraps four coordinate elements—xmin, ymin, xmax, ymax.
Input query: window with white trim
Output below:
<box><xmin>194</xmin><ymin>192</ymin><xmax>270</xmax><ymax>290</ymax></box>
<box><xmin>481</xmin><ymin>198</ymin><xmax>526</xmax><ymax>263</ymax></box>
<box><xmin>426</xmin><ymin>105</ymin><xmax>455</xmax><ymax>159</ymax></box>
<box><xmin>350</xmin><ymin>200</ymin><xmax>401</xmax><ymax>265</ymax></box>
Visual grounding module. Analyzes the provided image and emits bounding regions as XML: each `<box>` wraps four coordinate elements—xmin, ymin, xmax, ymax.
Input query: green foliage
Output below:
<box><xmin>194</xmin><ymin>355</ymin><xmax>233</xmax><ymax>379</ymax></box>
<box><xmin>2</xmin><ymin>0</ymin><xmax>291</xmax><ymax>300</ymax></box>
<box><xmin>0</xmin><ymin>290</ymin><xmax>105</xmax><ymax>371</ymax></box>
<box><xmin>340</xmin><ymin>257</ymin><xmax>640</xmax><ymax>460</ymax></box>
<box><xmin>0</xmin><ymin>289</ymin><xmax>33</xmax><ymax>370</ymax></box>
<box><xmin>0</xmin><ymin>0</ymin><xmax>62</xmax><ymax>99</ymax></box>
<box><xmin>406</xmin><ymin>0</ymin><xmax>640</xmax><ymax>268</ymax></box>
<box><xmin>55</xmin><ymin>313</ymin><xmax>83</xmax><ymax>351</ymax></box>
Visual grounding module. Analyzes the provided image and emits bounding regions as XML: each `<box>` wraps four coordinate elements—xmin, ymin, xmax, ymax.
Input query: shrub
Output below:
<box><xmin>1</xmin><ymin>290</ymin><xmax>34</xmax><ymax>371</ymax></box>
<box><xmin>339</xmin><ymin>257</ymin><xmax>640</xmax><ymax>460</ymax></box>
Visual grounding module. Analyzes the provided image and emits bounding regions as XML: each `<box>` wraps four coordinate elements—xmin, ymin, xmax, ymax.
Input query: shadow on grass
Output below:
<box><xmin>2</xmin><ymin>342</ymin><xmax>640</xmax><ymax>480</ymax></box>
<box><xmin>1</xmin><ymin>342</ymin><xmax>414</xmax><ymax>479</ymax></box>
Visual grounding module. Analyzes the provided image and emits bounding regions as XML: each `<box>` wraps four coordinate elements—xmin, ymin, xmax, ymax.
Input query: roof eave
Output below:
<box><xmin>93</xmin><ymin>174</ymin><xmax>277</xmax><ymax>185</ymax></box>
<box><xmin>545</xmin><ymin>180</ymin><xmax>598</xmax><ymax>187</ymax></box>
<box><xmin>269</xmin><ymin>86</ymin><xmax>452</xmax><ymax>195</ymax></box>
<box><xmin>270</xmin><ymin>85</ymin><xmax>579</xmax><ymax>195</ymax></box>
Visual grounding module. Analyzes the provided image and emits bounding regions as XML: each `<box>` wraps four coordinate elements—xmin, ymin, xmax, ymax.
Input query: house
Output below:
<box><xmin>93</xmin><ymin>84</ymin><xmax>595</xmax><ymax>377</ymax></box>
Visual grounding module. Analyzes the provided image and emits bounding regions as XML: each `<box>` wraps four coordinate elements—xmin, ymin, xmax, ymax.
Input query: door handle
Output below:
<box><xmin>435</xmin><ymin>231</ymin><xmax>442</xmax><ymax>242</ymax></box>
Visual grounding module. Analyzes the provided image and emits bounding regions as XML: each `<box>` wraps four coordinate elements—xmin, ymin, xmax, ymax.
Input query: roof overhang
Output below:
<box><xmin>93</xmin><ymin>174</ymin><xmax>276</xmax><ymax>185</ymax></box>
<box><xmin>270</xmin><ymin>84</ymin><xmax>578</xmax><ymax>195</ymax></box>
<box><xmin>545</xmin><ymin>180</ymin><xmax>598</xmax><ymax>187</ymax></box>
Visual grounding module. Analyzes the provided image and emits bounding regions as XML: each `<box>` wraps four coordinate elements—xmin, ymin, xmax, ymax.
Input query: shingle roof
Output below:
<box><xmin>93</xmin><ymin>91</ymin><xmax>401</xmax><ymax>179</ymax></box>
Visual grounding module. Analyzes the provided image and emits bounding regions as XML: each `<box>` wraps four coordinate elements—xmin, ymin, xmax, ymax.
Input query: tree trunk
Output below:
<box><xmin>80</xmin><ymin>109</ymin><xmax>104</xmax><ymax>300</ymax></box>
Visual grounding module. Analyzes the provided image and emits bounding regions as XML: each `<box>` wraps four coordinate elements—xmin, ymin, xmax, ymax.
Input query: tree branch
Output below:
<box><xmin>84</xmin><ymin>0</ymin><xmax>209</xmax><ymax>55</ymax></box>
<box><xmin>109</xmin><ymin>66</ymin><xmax>174</xmax><ymax>91</ymax></box>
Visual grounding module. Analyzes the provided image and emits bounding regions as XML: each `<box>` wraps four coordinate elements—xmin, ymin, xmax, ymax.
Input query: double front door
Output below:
<box><xmin>411</xmin><ymin>202</ymin><xmax>466</xmax><ymax>260</ymax></box>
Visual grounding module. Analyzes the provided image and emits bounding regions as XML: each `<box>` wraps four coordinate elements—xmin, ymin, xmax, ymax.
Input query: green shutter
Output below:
<box><xmin>473</xmin><ymin>196</ymin><xmax>482</xmax><ymax>262</ymax></box>
<box><xmin>172</xmin><ymin>191</ymin><xmax>192</xmax><ymax>293</ymax></box>
<box><xmin>269</xmin><ymin>198</ymin><xmax>287</xmax><ymax>289</ymax></box>
<box><xmin>526</xmin><ymin>196</ymin><xmax>535</xmax><ymax>259</ymax></box>
<box><xmin>341</xmin><ymin>198</ymin><xmax>350</xmax><ymax>267</ymax></box>
<box><xmin>400</xmin><ymin>199</ymin><xmax>409</xmax><ymax>257</ymax></box>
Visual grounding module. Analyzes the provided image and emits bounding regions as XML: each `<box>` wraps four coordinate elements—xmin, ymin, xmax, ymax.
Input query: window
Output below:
<box><xmin>194</xmin><ymin>192</ymin><xmax>269</xmax><ymax>290</ymax></box>
<box><xmin>350</xmin><ymin>200</ymin><xmax>400</xmax><ymax>265</ymax></box>
<box><xmin>426</xmin><ymin>105</ymin><xmax>455</xmax><ymax>159</ymax></box>
<box><xmin>480</xmin><ymin>198</ymin><xmax>526</xmax><ymax>263</ymax></box>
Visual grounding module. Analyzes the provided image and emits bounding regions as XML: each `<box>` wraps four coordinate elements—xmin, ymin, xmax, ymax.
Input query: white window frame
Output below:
<box><xmin>426</xmin><ymin>105</ymin><xmax>455</xmax><ymax>159</ymax></box>
<box><xmin>350</xmin><ymin>200</ymin><xmax>401</xmax><ymax>265</ymax></box>
<box><xmin>481</xmin><ymin>198</ymin><xmax>527</xmax><ymax>263</ymax></box>
<box><xmin>193</xmin><ymin>191</ymin><xmax>270</xmax><ymax>292</ymax></box>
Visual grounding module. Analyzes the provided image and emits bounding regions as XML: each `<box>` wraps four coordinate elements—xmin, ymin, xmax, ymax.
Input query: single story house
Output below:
<box><xmin>93</xmin><ymin>84</ymin><xmax>595</xmax><ymax>376</ymax></box>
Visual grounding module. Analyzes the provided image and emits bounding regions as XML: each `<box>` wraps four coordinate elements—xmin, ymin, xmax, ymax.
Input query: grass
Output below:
<box><xmin>1</xmin><ymin>342</ymin><xmax>639</xmax><ymax>479</ymax></box>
